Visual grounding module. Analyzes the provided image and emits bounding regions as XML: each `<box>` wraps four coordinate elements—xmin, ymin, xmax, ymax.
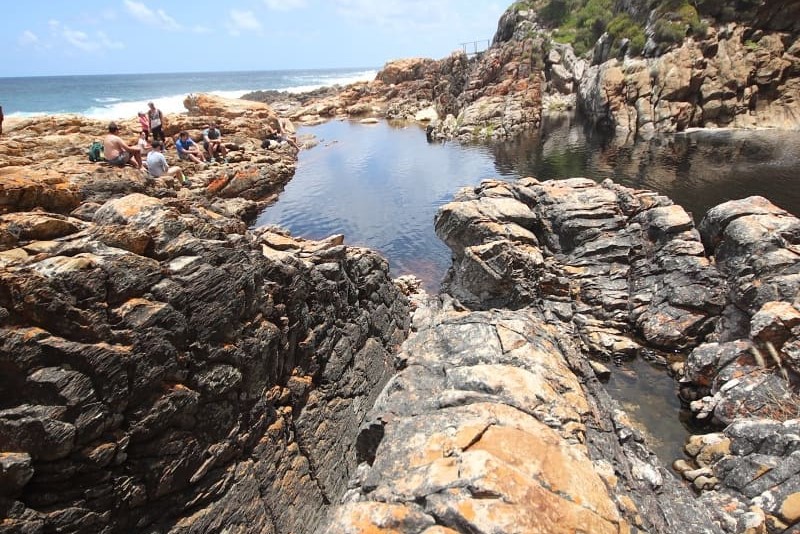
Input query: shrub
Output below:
<box><xmin>607</xmin><ymin>14</ymin><xmax>646</xmax><ymax>57</ymax></box>
<box><xmin>652</xmin><ymin>18</ymin><xmax>686</xmax><ymax>46</ymax></box>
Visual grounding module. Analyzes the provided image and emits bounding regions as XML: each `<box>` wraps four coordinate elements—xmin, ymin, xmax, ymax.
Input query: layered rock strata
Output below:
<box><xmin>245</xmin><ymin>2</ymin><xmax>799</xmax><ymax>139</ymax></box>
<box><xmin>324</xmin><ymin>295</ymin><xmax>722</xmax><ymax>533</ymax></box>
<box><xmin>578</xmin><ymin>24</ymin><xmax>800</xmax><ymax>134</ymax></box>
<box><xmin>0</xmin><ymin>100</ymin><xmax>410</xmax><ymax>533</ymax></box>
<box><xmin>243</xmin><ymin>10</ymin><xmax>544</xmax><ymax>141</ymax></box>
<box><xmin>323</xmin><ymin>177</ymin><xmax>798</xmax><ymax>533</ymax></box>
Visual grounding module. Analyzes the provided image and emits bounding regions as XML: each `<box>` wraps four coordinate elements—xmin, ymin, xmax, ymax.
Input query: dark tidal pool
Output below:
<box><xmin>255</xmin><ymin>113</ymin><xmax>800</xmax><ymax>465</ymax></box>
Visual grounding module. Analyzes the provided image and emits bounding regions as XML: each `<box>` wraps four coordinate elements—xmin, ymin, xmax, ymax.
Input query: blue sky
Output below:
<box><xmin>0</xmin><ymin>0</ymin><xmax>506</xmax><ymax>77</ymax></box>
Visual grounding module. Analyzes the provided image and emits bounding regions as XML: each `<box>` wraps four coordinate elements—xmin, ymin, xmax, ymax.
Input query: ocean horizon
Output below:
<box><xmin>0</xmin><ymin>67</ymin><xmax>378</xmax><ymax>121</ymax></box>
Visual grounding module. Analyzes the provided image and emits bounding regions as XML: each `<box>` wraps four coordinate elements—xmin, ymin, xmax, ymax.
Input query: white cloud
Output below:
<box><xmin>62</xmin><ymin>28</ymin><xmax>98</xmax><ymax>52</ymax></box>
<box><xmin>333</xmin><ymin>0</ymin><xmax>452</xmax><ymax>33</ymax></box>
<box><xmin>18</xmin><ymin>30</ymin><xmax>40</xmax><ymax>47</ymax></box>
<box><xmin>264</xmin><ymin>0</ymin><xmax>307</xmax><ymax>11</ymax></box>
<box><xmin>97</xmin><ymin>31</ymin><xmax>125</xmax><ymax>50</ymax></box>
<box><xmin>44</xmin><ymin>19</ymin><xmax>124</xmax><ymax>53</ymax></box>
<box><xmin>226</xmin><ymin>10</ymin><xmax>262</xmax><ymax>36</ymax></box>
<box><xmin>124</xmin><ymin>0</ymin><xmax>182</xmax><ymax>31</ymax></box>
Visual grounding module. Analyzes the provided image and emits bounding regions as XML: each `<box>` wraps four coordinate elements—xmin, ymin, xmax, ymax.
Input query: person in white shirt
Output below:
<box><xmin>136</xmin><ymin>132</ymin><xmax>151</xmax><ymax>155</ymax></box>
<box><xmin>146</xmin><ymin>140</ymin><xmax>185</xmax><ymax>184</ymax></box>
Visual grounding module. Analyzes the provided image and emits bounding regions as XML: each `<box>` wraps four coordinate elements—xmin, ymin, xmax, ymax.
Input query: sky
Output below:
<box><xmin>0</xmin><ymin>0</ymin><xmax>506</xmax><ymax>77</ymax></box>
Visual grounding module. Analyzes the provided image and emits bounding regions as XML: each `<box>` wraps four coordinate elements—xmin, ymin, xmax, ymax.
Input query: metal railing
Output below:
<box><xmin>460</xmin><ymin>39</ymin><xmax>491</xmax><ymax>57</ymax></box>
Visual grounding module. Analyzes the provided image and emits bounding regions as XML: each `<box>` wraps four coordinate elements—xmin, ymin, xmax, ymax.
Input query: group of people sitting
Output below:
<box><xmin>174</xmin><ymin>124</ymin><xmax>228</xmax><ymax>164</ymax></box>
<box><xmin>103</xmin><ymin>121</ymin><xmax>185</xmax><ymax>182</ymax></box>
<box><xmin>102</xmin><ymin>115</ymin><xmax>231</xmax><ymax>183</ymax></box>
<box><xmin>101</xmin><ymin>105</ymin><xmax>300</xmax><ymax>184</ymax></box>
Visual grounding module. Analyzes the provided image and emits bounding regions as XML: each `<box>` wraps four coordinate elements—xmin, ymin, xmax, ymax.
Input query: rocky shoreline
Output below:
<box><xmin>2</xmin><ymin>2</ymin><xmax>800</xmax><ymax>533</ymax></box>
<box><xmin>245</xmin><ymin>2</ymin><xmax>799</xmax><ymax>140</ymax></box>
<box><xmin>0</xmin><ymin>94</ymin><xmax>413</xmax><ymax>533</ymax></box>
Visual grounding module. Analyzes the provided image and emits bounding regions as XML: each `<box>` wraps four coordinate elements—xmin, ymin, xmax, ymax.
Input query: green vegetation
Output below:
<box><xmin>607</xmin><ymin>14</ymin><xmax>646</xmax><ymax>57</ymax></box>
<box><xmin>693</xmin><ymin>0</ymin><xmax>761</xmax><ymax>22</ymax></box>
<box><xmin>744</xmin><ymin>39</ymin><xmax>760</xmax><ymax>51</ymax></box>
<box><xmin>650</xmin><ymin>0</ymin><xmax>707</xmax><ymax>48</ymax></box>
<box><xmin>530</xmin><ymin>0</ymin><xmax>709</xmax><ymax>58</ymax></box>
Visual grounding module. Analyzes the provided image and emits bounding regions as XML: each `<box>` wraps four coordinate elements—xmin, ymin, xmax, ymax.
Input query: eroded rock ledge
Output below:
<box><xmin>325</xmin><ymin>298</ymin><xmax>720</xmax><ymax>533</ymax></box>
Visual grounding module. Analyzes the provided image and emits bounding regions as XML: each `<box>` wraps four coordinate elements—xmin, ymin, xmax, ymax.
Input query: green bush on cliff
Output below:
<box><xmin>607</xmin><ymin>14</ymin><xmax>646</xmax><ymax>57</ymax></box>
<box><xmin>693</xmin><ymin>0</ymin><xmax>760</xmax><ymax>22</ymax></box>
<box><xmin>532</xmin><ymin>0</ymin><xmax>709</xmax><ymax>59</ymax></box>
<box><xmin>651</xmin><ymin>1</ymin><xmax>707</xmax><ymax>48</ymax></box>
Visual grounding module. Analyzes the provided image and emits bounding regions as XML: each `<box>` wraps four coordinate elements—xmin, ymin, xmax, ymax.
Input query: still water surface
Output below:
<box><xmin>256</xmin><ymin>113</ymin><xmax>800</xmax><ymax>464</ymax></box>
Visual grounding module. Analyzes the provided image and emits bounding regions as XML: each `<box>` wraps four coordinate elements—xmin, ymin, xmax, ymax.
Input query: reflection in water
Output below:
<box><xmin>255</xmin><ymin>114</ymin><xmax>800</xmax><ymax>466</ymax></box>
<box><xmin>499</xmin><ymin>113</ymin><xmax>800</xmax><ymax>220</ymax></box>
<box><xmin>604</xmin><ymin>358</ymin><xmax>708</xmax><ymax>464</ymax></box>
<box><xmin>255</xmin><ymin>119</ymin><xmax>506</xmax><ymax>293</ymax></box>
<box><xmin>259</xmin><ymin>115</ymin><xmax>800</xmax><ymax>291</ymax></box>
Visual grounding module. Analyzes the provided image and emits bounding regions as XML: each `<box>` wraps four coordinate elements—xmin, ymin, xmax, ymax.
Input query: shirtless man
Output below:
<box><xmin>103</xmin><ymin>122</ymin><xmax>142</xmax><ymax>169</ymax></box>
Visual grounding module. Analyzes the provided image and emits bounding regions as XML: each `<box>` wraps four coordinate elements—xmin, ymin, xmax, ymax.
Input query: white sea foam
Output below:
<box><xmin>282</xmin><ymin>69</ymin><xmax>378</xmax><ymax>93</ymax></box>
<box><xmin>6</xmin><ymin>69</ymin><xmax>379</xmax><ymax>120</ymax></box>
<box><xmin>82</xmin><ymin>94</ymin><xmax>190</xmax><ymax>120</ymax></box>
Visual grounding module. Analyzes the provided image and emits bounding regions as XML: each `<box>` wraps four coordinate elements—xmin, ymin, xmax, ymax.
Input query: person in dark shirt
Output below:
<box><xmin>202</xmin><ymin>122</ymin><xmax>228</xmax><ymax>162</ymax></box>
<box><xmin>147</xmin><ymin>102</ymin><xmax>165</xmax><ymax>142</ymax></box>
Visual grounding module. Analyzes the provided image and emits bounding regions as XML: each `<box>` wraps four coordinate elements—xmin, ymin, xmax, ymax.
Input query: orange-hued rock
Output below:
<box><xmin>0</xmin><ymin>93</ymin><xmax>298</xmax><ymax>216</ymax></box>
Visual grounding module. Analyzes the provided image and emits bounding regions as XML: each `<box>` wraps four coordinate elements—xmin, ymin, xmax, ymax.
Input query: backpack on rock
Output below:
<box><xmin>87</xmin><ymin>141</ymin><xmax>104</xmax><ymax>162</ymax></box>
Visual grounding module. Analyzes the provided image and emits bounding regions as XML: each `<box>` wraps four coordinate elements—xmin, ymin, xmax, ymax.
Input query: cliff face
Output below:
<box><xmin>578</xmin><ymin>22</ymin><xmax>800</xmax><ymax>133</ymax></box>
<box><xmin>549</xmin><ymin>0</ymin><xmax>800</xmax><ymax>133</ymax></box>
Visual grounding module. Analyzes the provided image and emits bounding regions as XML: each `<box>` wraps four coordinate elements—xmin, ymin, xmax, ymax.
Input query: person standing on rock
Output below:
<box><xmin>0</xmin><ymin>105</ymin><xmax>4</xmax><ymax>136</ymax></box>
<box><xmin>147</xmin><ymin>101</ymin><xmax>165</xmax><ymax>142</ymax></box>
<box><xmin>138</xmin><ymin>111</ymin><xmax>150</xmax><ymax>140</ymax></box>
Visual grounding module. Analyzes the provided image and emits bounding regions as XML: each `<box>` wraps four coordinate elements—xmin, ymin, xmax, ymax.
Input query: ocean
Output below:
<box><xmin>0</xmin><ymin>68</ymin><xmax>378</xmax><ymax>120</ymax></box>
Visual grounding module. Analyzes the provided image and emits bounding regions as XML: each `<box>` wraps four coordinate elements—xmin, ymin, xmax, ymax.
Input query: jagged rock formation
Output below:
<box><xmin>243</xmin><ymin>11</ymin><xmax>544</xmax><ymax>141</ymax></box>
<box><xmin>578</xmin><ymin>24</ymin><xmax>800</xmax><ymax>133</ymax></box>
<box><xmin>0</xmin><ymin>99</ymin><xmax>410</xmax><ymax>533</ymax></box>
<box><xmin>255</xmin><ymin>1</ymin><xmax>800</xmax><ymax>138</ymax></box>
<box><xmin>320</xmin><ymin>177</ymin><xmax>798</xmax><ymax>532</ymax></box>
<box><xmin>1</xmin><ymin>94</ymin><xmax>299</xmax><ymax>208</ymax></box>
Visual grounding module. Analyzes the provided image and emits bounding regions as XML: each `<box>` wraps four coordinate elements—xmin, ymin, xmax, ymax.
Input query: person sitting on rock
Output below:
<box><xmin>136</xmin><ymin>131</ymin><xmax>151</xmax><ymax>155</ymax></box>
<box><xmin>175</xmin><ymin>131</ymin><xmax>206</xmax><ymax>164</ymax></box>
<box><xmin>263</xmin><ymin>120</ymin><xmax>299</xmax><ymax>150</ymax></box>
<box><xmin>202</xmin><ymin>122</ymin><xmax>228</xmax><ymax>162</ymax></box>
<box><xmin>103</xmin><ymin>122</ymin><xmax>142</xmax><ymax>169</ymax></box>
<box><xmin>146</xmin><ymin>140</ymin><xmax>185</xmax><ymax>184</ymax></box>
